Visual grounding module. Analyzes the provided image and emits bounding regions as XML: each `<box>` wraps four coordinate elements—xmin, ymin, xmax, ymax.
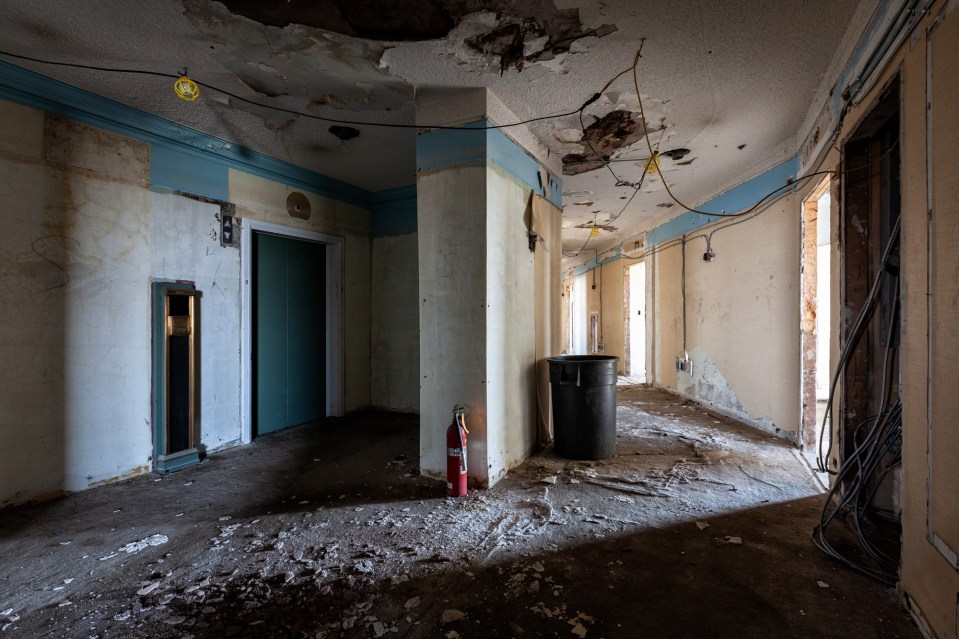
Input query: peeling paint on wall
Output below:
<box><xmin>43</xmin><ymin>115</ymin><xmax>149</xmax><ymax>185</ymax></box>
<box><xmin>677</xmin><ymin>347</ymin><xmax>785</xmax><ymax>438</ymax></box>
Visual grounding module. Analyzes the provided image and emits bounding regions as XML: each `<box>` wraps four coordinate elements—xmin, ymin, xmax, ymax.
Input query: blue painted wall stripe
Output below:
<box><xmin>415</xmin><ymin>122</ymin><xmax>487</xmax><ymax>173</ymax></box>
<box><xmin>0</xmin><ymin>60</ymin><xmax>370</xmax><ymax>208</ymax></box>
<box><xmin>487</xmin><ymin>127</ymin><xmax>563</xmax><ymax>209</ymax></box>
<box><xmin>647</xmin><ymin>156</ymin><xmax>800</xmax><ymax>247</ymax></box>
<box><xmin>416</xmin><ymin>119</ymin><xmax>562</xmax><ymax>208</ymax></box>
<box><xmin>564</xmin><ymin>157</ymin><xmax>800</xmax><ymax>279</ymax></box>
<box><xmin>371</xmin><ymin>184</ymin><xmax>417</xmax><ymax>236</ymax></box>
<box><xmin>150</xmin><ymin>145</ymin><xmax>229</xmax><ymax>201</ymax></box>
<box><xmin>570</xmin><ymin>250</ymin><xmax>622</xmax><ymax>278</ymax></box>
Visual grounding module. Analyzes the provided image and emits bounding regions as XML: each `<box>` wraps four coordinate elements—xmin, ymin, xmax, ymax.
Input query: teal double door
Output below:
<box><xmin>253</xmin><ymin>232</ymin><xmax>326</xmax><ymax>436</ymax></box>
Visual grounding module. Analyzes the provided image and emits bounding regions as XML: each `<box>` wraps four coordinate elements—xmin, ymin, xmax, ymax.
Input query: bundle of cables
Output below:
<box><xmin>811</xmin><ymin>216</ymin><xmax>902</xmax><ymax>586</ymax></box>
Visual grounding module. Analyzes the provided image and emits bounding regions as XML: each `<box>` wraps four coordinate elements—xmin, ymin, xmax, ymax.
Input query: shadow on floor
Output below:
<box><xmin>129</xmin><ymin>496</ymin><xmax>916</xmax><ymax>639</ymax></box>
<box><xmin>0</xmin><ymin>390</ymin><xmax>919</xmax><ymax>639</ymax></box>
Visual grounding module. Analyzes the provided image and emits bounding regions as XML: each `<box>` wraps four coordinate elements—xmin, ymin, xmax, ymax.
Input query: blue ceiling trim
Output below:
<box><xmin>647</xmin><ymin>156</ymin><xmax>800</xmax><ymax>247</ymax></box>
<box><xmin>567</xmin><ymin>246</ymin><xmax>622</xmax><ymax>278</ymax></box>
<box><xmin>0</xmin><ymin>59</ymin><xmax>371</xmax><ymax>208</ymax></box>
<box><xmin>416</xmin><ymin>119</ymin><xmax>562</xmax><ymax>207</ymax></box>
<box><xmin>415</xmin><ymin>121</ymin><xmax>487</xmax><ymax>172</ymax></box>
<box><xmin>487</xmin><ymin>126</ymin><xmax>563</xmax><ymax>209</ymax></box>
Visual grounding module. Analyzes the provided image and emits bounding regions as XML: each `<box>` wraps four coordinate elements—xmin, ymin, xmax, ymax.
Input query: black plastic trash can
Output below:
<box><xmin>547</xmin><ymin>355</ymin><xmax>619</xmax><ymax>460</ymax></box>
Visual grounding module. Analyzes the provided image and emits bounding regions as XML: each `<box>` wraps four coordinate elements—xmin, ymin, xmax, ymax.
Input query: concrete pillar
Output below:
<box><xmin>416</xmin><ymin>89</ymin><xmax>563</xmax><ymax>488</ymax></box>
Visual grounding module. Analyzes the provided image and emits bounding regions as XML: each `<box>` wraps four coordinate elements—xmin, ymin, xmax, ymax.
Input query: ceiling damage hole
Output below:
<box><xmin>738</xmin><ymin>144</ymin><xmax>747</xmax><ymax>150</ymax></box>
<box><xmin>661</xmin><ymin>148</ymin><xmax>690</xmax><ymax>161</ymax></box>
<box><xmin>466</xmin><ymin>22</ymin><xmax>527</xmax><ymax>74</ymax></box>
<box><xmin>217</xmin><ymin>0</ymin><xmax>455</xmax><ymax>41</ymax></box>
<box><xmin>329</xmin><ymin>125</ymin><xmax>361</xmax><ymax>141</ymax></box>
<box><xmin>562</xmin><ymin>110</ymin><xmax>654</xmax><ymax>176</ymax></box>
<box><xmin>573</xmin><ymin>222</ymin><xmax>618</xmax><ymax>232</ymax></box>
<box><xmin>215</xmin><ymin>0</ymin><xmax>615</xmax><ymax>64</ymax></box>
<box><xmin>657</xmin><ymin>202</ymin><xmax>674</xmax><ymax>208</ymax></box>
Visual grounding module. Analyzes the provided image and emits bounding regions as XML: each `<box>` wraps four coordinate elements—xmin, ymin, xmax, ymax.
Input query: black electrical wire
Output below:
<box><xmin>811</xmin><ymin>399</ymin><xmax>902</xmax><ymax>586</ymax></box>
<box><xmin>817</xmin><ymin>217</ymin><xmax>901</xmax><ymax>474</ymax></box>
<box><xmin>605</xmin><ymin>127</ymin><xmax>666</xmax><ymax>228</ymax></box>
<box><xmin>563</xmin><ymin>155</ymin><xmax>652</xmax><ymax>169</ymax></box>
<box><xmin>579</xmin><ymin>109</ymin><xmax>625</xmax><ymax>185</ymax></box>
<box><xmin>0</xmin><ymin>48</ymin><xmax>604</xmax><ymax>132</ymax></box>
<box><xmin>614</xmin><ymin>141</ymin><xmax>900</xmax><ymax>263</ymax></box>
<box><xmin>809</xmin><ymin>213</ymin><xmax>903</xmax><ymax>587</ymax></box>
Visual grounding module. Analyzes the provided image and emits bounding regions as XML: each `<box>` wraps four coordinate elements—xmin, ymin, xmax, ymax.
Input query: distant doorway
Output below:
<box><xmin>571</xmin><ymin>274</ymin><xmax>588</xmax><ymax>354</ymax></box>
<box><xmin>801</xmin><ymin>180</ymin><xmax>832</xmax><ymax>457</ymax></box>
<box><xmin>625</xmin><ymin>262</ymin><xmax>646</xmax><ymax>381</ymax></box>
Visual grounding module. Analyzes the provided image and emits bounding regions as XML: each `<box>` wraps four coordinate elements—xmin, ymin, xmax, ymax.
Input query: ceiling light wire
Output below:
<box><xmin>630</xmin><ymin>61</ymin><xmax>842</xmax><ymax>218</ymax></box>
<box><xmin>574</xmin><ymin>46</ymin><xmax>649</xmax><ymax>190</ymax></box>
<box><xmin>0</xmin><ymin>49</ymin><xmax>617</xmax><ymax>133</ymax></box>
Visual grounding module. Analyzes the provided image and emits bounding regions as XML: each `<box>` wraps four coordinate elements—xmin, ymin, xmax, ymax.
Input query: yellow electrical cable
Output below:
<box><xmin>631</xmin><ymin>59</ymin><xmax>839</xmax><ymax>218</ymax></box>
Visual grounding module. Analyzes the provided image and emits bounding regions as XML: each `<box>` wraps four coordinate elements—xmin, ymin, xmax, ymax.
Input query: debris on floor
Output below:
<box><xmin>0</xmin><ymin>390</ymin><xmax>920</xmax><ymax>638</ymax></box>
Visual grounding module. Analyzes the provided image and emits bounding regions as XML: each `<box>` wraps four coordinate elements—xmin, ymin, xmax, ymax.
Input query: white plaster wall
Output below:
<box><xmin>0</xmin><ymin>105</ymin><xmax>242</xmax><ymax>505</ymax></box>
<box><xmin>485</xmin><ymin>166</ymin><xmax>536</xmax><ymax>485</ymax></box>
<box><xmin>418</xmin><ymin>165</ymin><xmax>488</xmax><ymax>481</ymax></box>
<box><xmin>651</xmin><ymin>194</ymin><xmax>801</xmax><ymax>439</ymax></box>
<box><xmin>149</xmin><ymin>192</ymin><xmax>242</xmax><ymax>452</ymax></box>
<box><xmin>343</xmin><ymin>233</ymin><xmax>372</xmax><ymax>412</ymax></box>
<box><xmin>0</xmin><ymin>101</ymin><xmax>65</xmax><ymax>505</ymax></box>
<box><xmin>371</xmin><ymin>232</ymin><xmax>419</xmax><ymax>412</ymax></box>
<box><xmin>55</xmin><ymin>168</ymin><xmax>154</xmax><ymax>493</ymax></box>
<box><xmin>651</xmin><ymin>249</ymin><xmax>680</xmax><ymax>391</ymax></box>
<box><xmin>0</xmin><ymin>99</ymin><xmax>370</xmax><ymax>507</ymax></box>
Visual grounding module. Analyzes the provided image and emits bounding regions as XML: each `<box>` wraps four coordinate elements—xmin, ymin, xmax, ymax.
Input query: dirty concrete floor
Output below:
<box><xmin>0</xmin><ymin>386</ymin><xmax>920</xmax><ymax>638</ymax></box>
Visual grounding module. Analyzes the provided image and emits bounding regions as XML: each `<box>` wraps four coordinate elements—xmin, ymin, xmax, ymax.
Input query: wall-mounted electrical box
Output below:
<box><xmin>152</xmin><ymin>282</ymin><xmax>200</xmax><ymax>474</ymax></box>
<box><xmin>676</xmin><ymin>355</ymin><xmax>694</xmax><ymax>376</ymax></box>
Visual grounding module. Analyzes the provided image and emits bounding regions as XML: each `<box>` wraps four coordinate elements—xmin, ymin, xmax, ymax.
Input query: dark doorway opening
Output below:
<box><xmin>839</xmin><ymin>79</ymin><xmax>901</xmax><ymax>477</ymax></box>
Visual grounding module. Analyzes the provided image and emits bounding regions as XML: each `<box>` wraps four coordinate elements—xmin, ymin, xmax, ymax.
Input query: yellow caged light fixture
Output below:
<box><xmin>644</xmin><ymin>152</ymin><xmax>660</xmax><ymax>175</ymax></box>
<box><xmin>174</xmin><ymin>69</ymin><xmax>200</xmax><ymax>102</ymax></box>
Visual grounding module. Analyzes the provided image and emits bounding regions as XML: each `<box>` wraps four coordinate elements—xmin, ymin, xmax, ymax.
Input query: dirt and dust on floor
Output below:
<box><xmin>0</xmin><ymin>386</ymin><xmax>919</xmax><ymax>638</ymax></box>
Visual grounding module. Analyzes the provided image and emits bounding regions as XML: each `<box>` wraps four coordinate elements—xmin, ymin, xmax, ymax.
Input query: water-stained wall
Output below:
<box><xmin>650</xmin><ymin>193</ymin><xmax>803</xmax><ymax>440</ymax></box>
<box><xmin>0</xmin><ymin>98</ymin><xmax>372</xmax><ymax>507</ymax></box>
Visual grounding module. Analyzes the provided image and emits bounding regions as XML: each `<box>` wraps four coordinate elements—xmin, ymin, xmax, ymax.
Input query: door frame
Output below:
<box><xmin>241</xmin><ymin>219</ymin><xmax>344</xmax><ymax>444</ymax></box>
<box><xmin>799</xmin><ymin>178</ymin><xmax>832</xmax><ymax>451</ymax></box>
<box><xmin>625</xmin><ymin>260</ymin><xmax>647</xmax><ymax>380</ymax></box>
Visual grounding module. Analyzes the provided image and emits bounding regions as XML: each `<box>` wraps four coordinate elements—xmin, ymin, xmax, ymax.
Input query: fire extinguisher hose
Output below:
<box><xmin>457</xmin><ymin>414</ymin><xmax>468</xmax><ymax>473</ymax></box>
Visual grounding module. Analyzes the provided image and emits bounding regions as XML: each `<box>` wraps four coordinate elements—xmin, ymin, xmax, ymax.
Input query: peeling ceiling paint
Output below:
<box><xmin>216</xmin><ymin>0</ymin><xmax>458</xmax><ymax>41</ymax></box>
<box><xmin>182</xmin><ymin>0</ymin><xmax>413</xmax><ymax>112</ymax></box>
<box><xmin>0</xmin><ymin>0</ymin><xmax>869</xmax><ymax>253</ymax></box>
<box><xmin>562</xmin><ymin>110</ymin><xmax>658</xmax><ymax>175</ymax></box>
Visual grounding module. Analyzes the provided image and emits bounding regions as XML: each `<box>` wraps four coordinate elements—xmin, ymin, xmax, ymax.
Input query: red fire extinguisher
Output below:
<box><xmin>447</xmin><ymin>405</ymin><xmax>469</xmax><ymax>497</ymax></box>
